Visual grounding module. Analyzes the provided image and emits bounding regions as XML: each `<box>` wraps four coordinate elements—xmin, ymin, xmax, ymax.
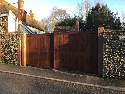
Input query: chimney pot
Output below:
<box><xmin>29</xmin><ymin>10</ymin><xmax>35</xmax><ymax>19</ymax></box>
<box><xmin>30</xmin><ymin>10</ymin><xmax>32</xmax><ymax>13</ymax></box>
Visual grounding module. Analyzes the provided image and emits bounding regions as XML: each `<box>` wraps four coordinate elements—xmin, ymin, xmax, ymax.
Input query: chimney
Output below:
<box><xmin>29</xmin><ymin>10</ymin><xmax>35</xmax><ymax>19</ymax></box>
<box><xmin>19</xmin><ymin>0</ymin><xmax>24</xmax><ymax>10</ymax></box>
<box><xmin>18</xmin><ymin>0</ymin><xmax>26</xmax><ymax>23</ymax></box>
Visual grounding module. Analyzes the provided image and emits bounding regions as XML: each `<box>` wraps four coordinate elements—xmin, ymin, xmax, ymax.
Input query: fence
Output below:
<box><xmin>26</xmin><ymin>31</ymin><xmax>98</xmax><ymax>75</ymax></box>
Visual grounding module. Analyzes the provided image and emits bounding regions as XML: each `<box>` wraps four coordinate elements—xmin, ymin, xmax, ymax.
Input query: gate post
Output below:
<box><xmin>98</xmin><ymin>27</ymin><xmax>104</xmax><ymax>76</ymax></box>
<box><xmin>21</xmin><ymin>32</ymin><xmax>26</xmax><ymax>66</ymax></box>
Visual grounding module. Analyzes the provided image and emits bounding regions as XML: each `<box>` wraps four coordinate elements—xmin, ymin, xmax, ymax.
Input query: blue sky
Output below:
<box><xmin>103</xmin><ymin>0</ymin><xmax>125</xmax><ymax>13</ymax></box>
<box><xmin>5</xmin><ymin>0</ymin><xmax>125</xmax><ymax>20</ymax></box>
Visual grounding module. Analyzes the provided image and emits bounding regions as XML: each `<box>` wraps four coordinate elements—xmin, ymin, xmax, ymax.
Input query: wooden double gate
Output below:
<box><xmin>26</xmin><ymin>31</ymin><xmax>98</xmax><ymax>74</ymax></box>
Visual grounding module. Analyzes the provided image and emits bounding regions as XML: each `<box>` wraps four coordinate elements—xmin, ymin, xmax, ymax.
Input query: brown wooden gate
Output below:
<box><xmin>54</xmin><ymin>32</ymin><xmax>98</xmax><ymax>74</ymax></box>
<box><xmin>26</xmin><ymin>31</ymin><xmax>98</xmax><ymax>74</ymax></box>
<box><xmin>26</xmin><ymin>34</ymin><xmax>54</xmax><ymax>68</ymax></box>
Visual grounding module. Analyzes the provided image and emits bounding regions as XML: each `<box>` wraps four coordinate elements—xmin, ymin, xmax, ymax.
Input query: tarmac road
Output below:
<box><xmin>0</xmin><ymin>72</ymin><xmax>89</xmax><ymax>94</ymax></box>
<box><xmin>0</xmin><ymin>64</ymin><xmax>125</xmax><ymax>94</ymax></box>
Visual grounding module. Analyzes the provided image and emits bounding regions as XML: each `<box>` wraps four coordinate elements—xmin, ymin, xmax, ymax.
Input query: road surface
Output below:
<box><xmin>0</xmin><ymin>72</ymin><xmax>89</xmax><ymax>94</ymax></box>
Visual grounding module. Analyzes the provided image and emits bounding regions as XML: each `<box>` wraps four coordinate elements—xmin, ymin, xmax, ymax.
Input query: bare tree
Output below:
<box><xmin>41</xmin><ymin>17</ymin><xmax>51</xmax><ymax>32</ymax></box>
<box><xmin>76</xmin><ymin>1</ymin><xmax>85</xmax><ymax>18</ymax></box>
<box><xmin>51</xmin><ymin>6</ymin><xmax>70</xmax><ymax>21</ymax></box>
<box><xmin>75</xmin><ymin>0</ymin><xmax>105</xmax><ymax>21</ymax></box>
<box><xmin>41</xmin><ymin>6</ymin><xmax>70</xmax><ymax>32</ymax></box>
<box><xmin>75</xmin><ymin>0</ymin><xmax>91</xmax><ymax>20</ymax></box>
<box><xmin>121</xmin><ymin>12</ymin><xmax>125</xmax><ymax>30</ymax></box>
<box><xmin>121</xmin><ymin>12</ymin><xmax>125</xmax><ymax>22</ymax></box>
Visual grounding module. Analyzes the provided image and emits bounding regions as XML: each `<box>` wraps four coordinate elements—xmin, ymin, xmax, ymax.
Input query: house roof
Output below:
<box><xmin>0</xmin><ymin>0</ymin><xmax>45</xmax><ymax>31</ymax></box>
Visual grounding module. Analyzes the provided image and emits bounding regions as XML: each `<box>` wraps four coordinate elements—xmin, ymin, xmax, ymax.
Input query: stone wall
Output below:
<box><xmin>103</xmin><ymin>31</ymin><xmax>125</xmax><ymax>79</ymax></box>
<box><xmin>0</xmin><ymin>32</ymin><xmax>21</xmax><ymax>65</ymax></box>
<box><xmin>0</xmin><ymin>16</ymin><xmax>21</xmax><ymax>65</ymax></box>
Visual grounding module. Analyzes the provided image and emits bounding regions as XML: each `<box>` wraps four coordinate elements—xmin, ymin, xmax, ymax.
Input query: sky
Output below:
<box><xmin>5</xmin><ymin>0</ymin><xmax>125</xmax><ymax>21</ymax></box>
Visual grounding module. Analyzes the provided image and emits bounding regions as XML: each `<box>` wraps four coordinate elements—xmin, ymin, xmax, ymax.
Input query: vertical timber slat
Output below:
<box><xmin>22</xmin><ymin>32</ymin><xmax>26</xmax><ymax>66</ymax></box>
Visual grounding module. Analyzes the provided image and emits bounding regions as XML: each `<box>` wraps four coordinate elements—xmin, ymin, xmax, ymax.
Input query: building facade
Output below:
<box><xmin>0</xmin><ymin>10</ymin><xmax>33</xmax><ymax>34</ymax></box>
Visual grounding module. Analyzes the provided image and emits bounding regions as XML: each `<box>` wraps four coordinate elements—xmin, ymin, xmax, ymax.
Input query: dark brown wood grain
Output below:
<box><xmin>54</xmin><ymin>32</ymin><xmax>98</xmax><ymax>74</ymax></box>
<box><xmin>26</xmin><ymin>31</ymin><xmax>98</xmax><ymax>74</ymax></box>
<box><xmin>26</xmin><ymin>34</ymin><xmax>53</xmax><ymax>68</ymax></box>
